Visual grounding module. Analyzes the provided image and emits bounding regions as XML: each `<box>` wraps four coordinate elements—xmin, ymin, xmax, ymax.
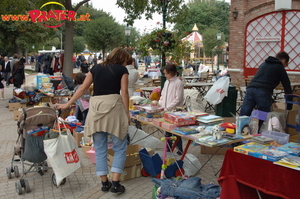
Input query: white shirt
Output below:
<box><xmin>126</xmin><ymin>65</ymin><xmax>139</xmax><ymax>97</ymax></box>
<box><xmin>4</xmin><ymin>61</ymin><xmax>8</xmax><ymax>70</ymax></box>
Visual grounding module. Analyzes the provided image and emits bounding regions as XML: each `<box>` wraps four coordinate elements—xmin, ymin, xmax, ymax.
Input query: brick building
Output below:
<box><xmin>228</xmin><ymin>0</ymin><xmax>300</xmax><ymax>84</ymax></box>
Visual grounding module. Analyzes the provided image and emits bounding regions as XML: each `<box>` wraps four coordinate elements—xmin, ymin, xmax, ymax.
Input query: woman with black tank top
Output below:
<box><xmin>56</xmin><ymin>47</ymin><xmax>131</xmax><ymax>194</ymax></box>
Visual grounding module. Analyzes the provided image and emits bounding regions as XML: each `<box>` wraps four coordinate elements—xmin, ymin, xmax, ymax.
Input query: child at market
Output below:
<box><xmin>0</xmin><ymin>73</ymin><xmax>5</xmax><ymax>99</ymax></box>
<box><xmin>74</xmin><ymin>73</ymin><xmax>90</xmax><ymax>126</ymax></box>
<box><xmin>159</xmin><ymin>62</ymin><xmax>184</xmax><ymax>155</ymax></box>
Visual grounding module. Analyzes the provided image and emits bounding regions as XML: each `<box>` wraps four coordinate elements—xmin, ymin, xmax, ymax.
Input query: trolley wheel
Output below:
<box><xmin>23</xmin><ymin>179</ymin><xmax>31</xmax><ymax>193</ymax></box>
<box><xmin>15</xmin><ymin>181</ymin><xmax>22</xmax><ymax>195</ymax></box>
<box><xmin>13</xmin><ymin>165</ymin><xmax>20</xmax><ymax>178</ymax></box>
<box><xmin>141</xmin><ymin>168</ymin><xmax>150</xmax><ymax>177</ymax></box>
<box><xmin>6</xmin><ymin>167</ymin><xmax>12</xmax><ymax>179</ymax></box>
<box><xmin>51</xmin><ymin>173</ymin><xmax>66</xmax><ymax>186</ymax></box>
<box><xmin>175</xmin><ymin>168</ymin><xmax>185</xmax><ymax>177</ymax></box>
<box><xmin>156</xmin><ymin>173</ymin><xmax>161</xmax><ymax>179</ymax></box>
<box><xmin>42</xmin><ymin>161</ymin><xmax>48</xmax><ymax>172</ymax></box>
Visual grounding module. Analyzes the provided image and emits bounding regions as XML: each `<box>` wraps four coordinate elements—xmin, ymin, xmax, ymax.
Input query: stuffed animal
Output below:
<box><xmin>196</xmin><ymin>126</ymin><xmax>211</xmax><ymax>136</ymax></box>
<box><xmin>130</xmin><ymin>96</ymin><xmax>146</xmax><ymax>104</ymax></box>
<box><xmin>212</xmin><ymin>125</ymin><xmax>222</xmax><ymax>140</ymax></box>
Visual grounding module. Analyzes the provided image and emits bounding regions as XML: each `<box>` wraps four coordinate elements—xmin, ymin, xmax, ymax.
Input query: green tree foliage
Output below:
<box><xmin>202</xmin><ymin>28</ymin><xmax>225</xmax><ymax>58</ymax></box>
<box><xmin>0</xmin><ymin>0</ymin><xmax>57</xmax><ymax>56</ymax></box>
<box><xmin>122</xmin><ymin>26</ymin><xmax>141</xmax><ymax>50</ymax></box>
<box><xmin>116</xmin><ymin>0</ymin><xmax>188</xmax><ymax>26</ymax></box>
<box><xmin>73</xmin><ymin>36</ymin><xmax>86</xmax><ymax>53</ymax></box>
<box><xmin>175</xmin><ymin>0</ymin><xmax>230</xmax><ymax>41</ymax></box>
<box><xmin>138</xmin><ymin>28</ymin><xmax>193</xmax><ymax>64</ymax></box>
<box><xmin>74</xmin><ymin>4</ymin><xmax>111</xmax><ymax>37</ymax></box>
<box><xmin>83</xmin><ymin>17</ymin><xmax>124</xmax><ymax>57</ymax></box>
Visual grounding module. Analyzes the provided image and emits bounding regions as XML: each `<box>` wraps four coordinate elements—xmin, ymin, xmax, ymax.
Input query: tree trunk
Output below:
<box><xmin>63</xmin><ymin>20</ymin><xmax>75</xmax><ymax>78</ymax></box>
<box><xmin>14</xmin><ymin>41</ymin><xmax>22</xmax><ymax>58</ymax></box>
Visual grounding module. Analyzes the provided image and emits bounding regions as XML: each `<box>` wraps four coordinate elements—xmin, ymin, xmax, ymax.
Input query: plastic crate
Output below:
<box><xmin>262</xmin><ymin>131</ymin><xmax>290</xmax><ymax>145</ymax></box>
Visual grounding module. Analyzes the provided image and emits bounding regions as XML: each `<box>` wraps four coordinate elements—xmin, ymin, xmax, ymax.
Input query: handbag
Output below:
<box><xmin>43</xmin><ymin>119</ymin><xmax>82</xmax><ymax>186</ymax></box>
<box><xmin>204</xmin><ymin>76</ymin><xmax>230</xmax><ymax>105</ymax></box>
<box><xmin>9</xmin><ymin>62</ymin><xmax>20</xmax><ymax>85</ymax></box>
<box><xmin>9</xmin><ymin>76</ymin><xmax>14</xmax><ymax>84</ymax></box>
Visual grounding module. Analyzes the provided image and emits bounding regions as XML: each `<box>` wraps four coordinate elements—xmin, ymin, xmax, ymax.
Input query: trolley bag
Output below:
<box><xmin>204</xmin><ymin>76</ymin><xmax>230</xmax><ymax>105</ymax></box>
<box><xmin>44</xmin><ymin>120</ymin><xmax>82</xmax><ymax>186</ymax></box>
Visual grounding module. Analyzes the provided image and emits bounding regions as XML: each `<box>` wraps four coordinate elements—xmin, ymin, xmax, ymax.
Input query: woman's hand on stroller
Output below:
<box><xmin>55</xmin><ymin>103</ymin><xmax>70</xmax><ymax>110</ymax></box>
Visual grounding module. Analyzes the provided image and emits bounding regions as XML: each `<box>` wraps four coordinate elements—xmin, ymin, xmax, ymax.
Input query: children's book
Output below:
<box><xmin>236</xmin><ymin>116</ymin><xmax>251</xmax><ymax>136</ymax></box>
<box><xmin>274</xmin><ymin>155</ymin><xmax>300</xmax><ymax>171</ymax></box>
<box><xmin>173</xmin><ymin>126</ymin><xmax>199</xmax><ymax>135</ymax></box>
<box><xmin>197</xmin><ymin>115</ymin><xmax>222</xmax><ymax>121</ymax></box>
<box><xmin>252</xmin><ymin>149</ymin><xmax>287</xmax><ymax>162</ymax></box>
<box><xmin>277</xmin><ymin>142</ymin><xmax>300</xmax><ymax>156</ymax></box>
<box><xmin>187</xmin><ymin>111</ymin><xmax>209</xmax><ymax>117</ymax></box>
<box><xmin>195</xmin><ymin>135</ymin><xmax>230</xmax><ymax>147</ymax></box>
<box><xmin>234</xmin><ymin>142</ymin><xmax>268</xmax><ymax>155</ymax></box>
<box><xmin>251</xmin><ymin>135</ymin><xmax>274</xmax><ymax>144</ymax></box>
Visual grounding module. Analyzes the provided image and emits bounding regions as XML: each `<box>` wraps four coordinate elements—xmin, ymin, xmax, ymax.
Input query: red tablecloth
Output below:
<box><xmin>218</xmin><ymin>149</ymin><xmax>300</xmax><ymax>199</ymax></box>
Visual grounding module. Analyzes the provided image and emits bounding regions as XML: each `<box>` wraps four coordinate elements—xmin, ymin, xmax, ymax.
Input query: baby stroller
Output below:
<box><xmin>6</xmin><ymin>107</ymin><xmax>58</xmax><ymax>195</ymax></box>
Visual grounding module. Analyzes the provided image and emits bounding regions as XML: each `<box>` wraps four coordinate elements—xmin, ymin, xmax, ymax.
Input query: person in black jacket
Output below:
<box><xmin>240</xmin><ymin>51</ymin><xmax>293</xmax><ymax>116</ymax></box>
<box><xmin>1</xmin><ymin>56</ymin><xmax>11</xmax><ymax>86</ymax></box>
<box><xmin>80</xmin><ymin>60</ymin><xmax>89</xmax><ymax>73</ymax></box>
<box><xmin>11</xmin><ymin>58</ymin><xmax>26</xmax><ymax>88</ymax></box>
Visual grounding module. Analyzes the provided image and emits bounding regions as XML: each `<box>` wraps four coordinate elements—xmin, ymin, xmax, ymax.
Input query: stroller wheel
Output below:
<box><xmin>13</xmin><ymin>165</ymin><xmax>20</xmax><ymax>178</ymax></box>
<box><xmin>61</xmin><ymin>178</ymin><xmax>67</xmax><ymax>185</ymax></box>
<box><xmin>6</xmin><ymin>167</ymin><xmax>12</xmax><ymax>179</ymax></box>
<box><xmin>52</xmin><ymin>173</ymin><xmax>66</xmax><ymax>186</ymax></box>
<box><xmin>15</xmin><ymin>181</ymin><xmax>22</xmax><ymax>195</ymax></box>
<box><xmin>156</xmin><ymin>173</ymin><xmax>162</xmax><ymax>179</ymax></box>
<box><xmin>141</xmin><ymin>168</ymin><xmax>150</xmax><ymax>177</ymax></box>
<box><xmin>23</xmin><ymin>179</ymin><xmax>31</xmax><ymax>193</ymax></box>
<box><xmin>42</xmin><ymin>161</ymin><xmax>48</xmax><ymax>172</ymax></box>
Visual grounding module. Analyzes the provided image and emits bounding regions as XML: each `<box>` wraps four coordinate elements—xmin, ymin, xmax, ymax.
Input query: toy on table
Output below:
<box><xmin>212</xmin><ymin>125</ymin><xmax>222</xmax><ymax>140</ymax></box>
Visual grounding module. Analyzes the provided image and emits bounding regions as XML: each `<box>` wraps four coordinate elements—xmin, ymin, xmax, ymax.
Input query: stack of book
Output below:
<box><xmin>173</xmin><ymin>126</ymin><xmax>199</xmax><ymax>135</ymax></box>
<box><xmin>196</xmin><ymin>115</ymin><xmax>223</xmax><ymax>126</ymax></box>
<box><xmin>234</xmin><ymin>142</ymin><xmax>268</xmax><ymax>156</ymax></box>
<box><xmin>277</xmin><ymin>142</ymin><xmax>300</xmax><ymax>156</ymax></box>
<box><xmin>251</xmin><ymin>135</ymin><xmax>274</xmax><ymax>144</ymax></box>
<box><xmin>195</xmin><ymin>135</ymin><xmax>230</xmax><ymax>147</ymax></box>
<box><xmin>274</xmin><ymin>155</ymin><xmax>300</xmax><ymax>171</ymax></box>
<box><xmin>252</xmin><ymin>149</ymin><xmax>287</xmax><ymax>162</ymax></box>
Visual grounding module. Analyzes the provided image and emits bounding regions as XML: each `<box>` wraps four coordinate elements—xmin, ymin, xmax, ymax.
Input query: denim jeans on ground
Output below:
<box><xmin>240</xmin><ymin>87</ymin><xmax>273</xmax><ymax>116</ymax></box>
<box><xmin>152</xmin><ymin>177</ymin><xmax>220</xmax><ymax>199</ymax></box>
<box><xmin>93</xmin><ymin>131</ymin><xmax>128</xmax><ymax>176</ymax></box>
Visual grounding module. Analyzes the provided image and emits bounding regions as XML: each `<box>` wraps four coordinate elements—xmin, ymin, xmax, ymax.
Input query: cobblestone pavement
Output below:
<box><xmin>0</xmin><ymin>67</ymin><xmax>224</xmax><ymax>199</ymax></box>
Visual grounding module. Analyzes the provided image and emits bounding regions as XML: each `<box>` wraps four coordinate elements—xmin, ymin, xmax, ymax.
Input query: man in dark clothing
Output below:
<box><xmin>80</xmin><ymin>60</ymin><xmax>89</xmax><ymax>73</ymax></box>
<box><xmin>1</xmin><ymin>56</ymin><xmax>11</xmax><ymax>86</ymax></box>
<box><xmin>240</xmin><ymin>51</ymin><xmax>293</xmax><ymax>116</ymax></box>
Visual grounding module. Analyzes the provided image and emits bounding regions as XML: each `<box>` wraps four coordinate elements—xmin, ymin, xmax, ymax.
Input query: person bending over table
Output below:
<box><xmin>159</xmin><ymin>62</ymin><xmax>184</xmax><ymax>155</ymax></box>
<box><xmin>240</xmin><ymin>51</ymin><xmax>293</xmax><ymax>129</ymax></box>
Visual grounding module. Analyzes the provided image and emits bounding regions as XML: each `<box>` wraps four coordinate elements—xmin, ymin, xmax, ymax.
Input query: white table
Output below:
<box><xmin>185</xmin><ymin>82</ymin><xmax>214</xmax><ymax>95</ymax></box>
<box><xmin>183</xmin><ymin>76</ymin><xmax>200</xmax><ymax>83</ymax></box>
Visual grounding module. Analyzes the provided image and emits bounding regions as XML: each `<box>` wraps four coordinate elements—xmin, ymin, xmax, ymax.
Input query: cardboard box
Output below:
<box><xmin>13</xmin><ymin>109</ymin><xmax>23</xmax><ymax>121</ymax></box>
<box><xmin>108</xmin><ymin>164</ymin><xmax>141</xmax><ymax>181</ymax></box>
<box><xmin>274</xmin><ymin>102</ymin><xmax>299</xmax><ymax>141</ymax></box>
<box><xmin>286</xmin><ymin>109</ymin><xmax>299</xmax><ymax>138</ymax></box>
<box><xmin>223</xmin><ymin>117</ymin><xmax>236</xmax><ymax>124</ymax></box>
<box><xmin>200</xmin><ymin>145</ymin><xmax>232</xmax><ymax>155</ymax></box>
<box><xmin>107</xmin><ymin>145</ymin><xmax>153</xmax><ymax>167</ymax></box>
<box><xmin>8</xmin><ymin>103</ymin><xmax>26</xmax><ymax>111</ymax></box>
<box><xmin>80</xmin><ymin>145</ymin><xmax>92</xmax><ymax>158</ymax></box>
<box><xmin>73</xmin><ymin>131</ymin><xmax>84</xmax><ymax>147</ymax></box>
